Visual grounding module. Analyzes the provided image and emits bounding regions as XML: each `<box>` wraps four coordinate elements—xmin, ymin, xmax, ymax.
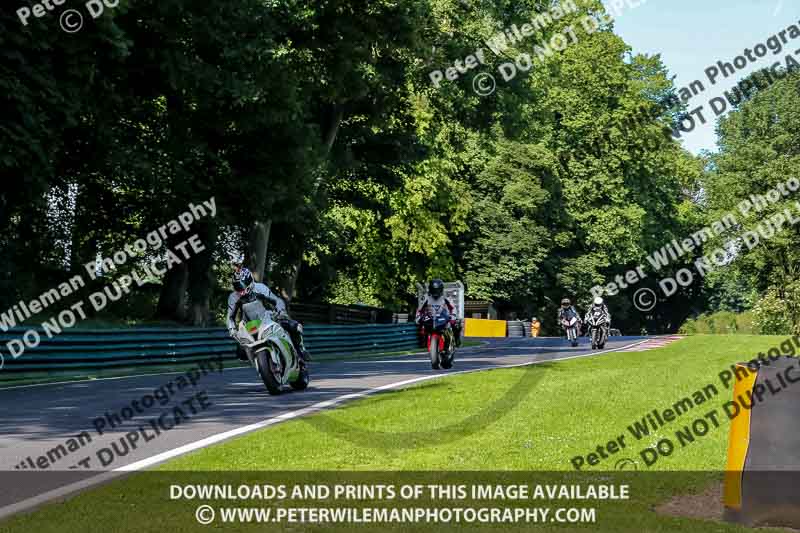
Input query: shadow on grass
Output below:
<box><xmin>301</xmin><ymin>362</ymin><xmax>558</xmax><ymax>451</ymax></box>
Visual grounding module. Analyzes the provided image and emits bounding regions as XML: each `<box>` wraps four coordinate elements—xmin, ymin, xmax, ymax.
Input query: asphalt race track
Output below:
<box><xmin>0</xmin><ymin>335</ymin><xmax>646</xmax><ymax>518</ymax></box>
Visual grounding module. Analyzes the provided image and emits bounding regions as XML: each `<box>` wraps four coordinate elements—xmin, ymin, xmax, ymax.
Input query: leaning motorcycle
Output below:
<box><xmin>420</xmin><ymin>309</ymin><xmax>456</xmax><ymax>370</ymax></box>
<box><xmin>235</xmin><ymin>305</ymin><xmax>309</xmax><ymax>395</ymax></box>
<box><xmin>561</xmin><ymin>315</ymin><xmax>580</xmax><ymax>347</ymax></box>
<box><xmin>586</xmin><ymin>308</ymin><xmax>608</xmax><ymax>350</ymax></box>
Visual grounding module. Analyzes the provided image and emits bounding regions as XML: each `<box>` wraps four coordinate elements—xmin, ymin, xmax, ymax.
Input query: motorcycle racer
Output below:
<box><xmin>584</xmin><ymin>296</ymin><xmax>611</xmax><ymax>325</ymax></box>
<box><xmin>227</xmin><ymin>267</ymin><xmax>309</xmax><ymax>362</ymax></box>
<box><xmin>584</xmin><ymin>296</ymin><xmax>611</xmax><ymax>349</ymax></box>
<box><xmin>416</xmin><ymin>279</ymin><xmax>462</xmax><ymax>347</ymax></box>
<box><xmin>557</xmin><ymin>298</ymin><xmax>580</xmax><ymax>328</ymax></box>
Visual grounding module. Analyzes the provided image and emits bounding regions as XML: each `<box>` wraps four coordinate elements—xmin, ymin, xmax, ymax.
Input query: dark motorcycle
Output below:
<box><xmin>420</xmin><ymin>309</ymin><xmax>456</xmax><ymax>370</ymax></box>
<box><xmin>586</xmin><ymin>308</ymin><xmax>608</xmax><ymax>350</ymax></box>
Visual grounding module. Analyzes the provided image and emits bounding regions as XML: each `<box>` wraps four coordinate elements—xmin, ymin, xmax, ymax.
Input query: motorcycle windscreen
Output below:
<box><xmin>242</xmin><ymin>300</ymin><xmax>268</xmax><ymax>322</ymax></box>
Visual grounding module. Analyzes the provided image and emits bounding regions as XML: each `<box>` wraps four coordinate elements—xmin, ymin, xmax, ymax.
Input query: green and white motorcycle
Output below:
<box><xmin>235</xmin><ymin>305</ymin><xmax>310</xmax><ymax>395</ymax></box>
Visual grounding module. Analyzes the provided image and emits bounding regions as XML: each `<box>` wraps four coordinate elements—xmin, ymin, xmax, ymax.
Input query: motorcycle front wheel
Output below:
<box><xmin>256</xmin><ymin>350</ymin><xmax>283</xmax><ymax>395</ymax></box>
<box><xmin>441</xmin><ymin>346</ymin><xmax>454</xmax><ymax>370</ymax></box>
<box><xmin>429</xmin><ymin>338</ymin><xmax>440</xmax><ymax>370</ymax></box>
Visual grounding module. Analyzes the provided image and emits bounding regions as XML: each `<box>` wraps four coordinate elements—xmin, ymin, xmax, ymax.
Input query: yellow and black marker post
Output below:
<box><xmin>724</xmin><ymin>357</ymin><xmax>800</xmax><ymax>527</ymax></box>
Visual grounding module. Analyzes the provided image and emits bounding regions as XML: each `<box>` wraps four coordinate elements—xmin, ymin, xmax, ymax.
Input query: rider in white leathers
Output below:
<box><xmin>227</xmin><ymin>267</ymin><xmax>308</xmax><ymax>362</ymax></box>
<box><xmin>584</xmin><ymin>296</ymin><xmax>611</xmax><ymax>337</ymax></box>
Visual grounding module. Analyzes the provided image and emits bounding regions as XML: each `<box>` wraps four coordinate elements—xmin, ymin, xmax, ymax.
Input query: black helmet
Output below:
<box><xmin>561</xmin><ymin>298</ymin><xmax>571</xmax><ymax>307</ymax></box>
<box><xmin>428</xmin><ymin>279</ymin><xmax>444</xmax><ymax>298</ymax></box>
<box><xmin>232</xmin><ymin>267</ymin><xmax>255</xmax><ymax>295</ymax></box>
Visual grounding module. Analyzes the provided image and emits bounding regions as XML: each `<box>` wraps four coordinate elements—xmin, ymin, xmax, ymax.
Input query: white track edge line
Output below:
<box><xmin>0</xmin><ymin>338</ymin><xmax>648</xmax><ymax>521</ymax></box>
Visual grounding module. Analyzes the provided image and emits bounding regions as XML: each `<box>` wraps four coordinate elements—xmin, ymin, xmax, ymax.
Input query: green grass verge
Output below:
<box><xmin>679</xmin><ymin>311</ymin><xmax>757</xmax><ymax>335</ymax></box>
<box><xmin>162</xmin><ymin>335</ymin><xmax>781</xmax><ymax>472</ymax></box>
<box><xmin>2</xmin><ymin>335</ymin><xmax>791</xmax><ymax>532</ymax></box>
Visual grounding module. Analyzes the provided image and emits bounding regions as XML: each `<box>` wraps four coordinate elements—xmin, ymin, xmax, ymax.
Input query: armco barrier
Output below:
<box><xmin>0</xmin><ymin>323</ymin><xmax>419</xmax><ymax>380</ymax></box>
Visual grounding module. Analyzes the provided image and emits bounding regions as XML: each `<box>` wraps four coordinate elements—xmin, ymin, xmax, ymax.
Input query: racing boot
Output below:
<box><xmin>235</xmin><ymin>345</ymin><xmax>249</xmax><ymax>362</ymax></box>
<box><xmin>291</xmin><ymin>332</ymin><xmax>311</xmax><ymax>363</ymax></box>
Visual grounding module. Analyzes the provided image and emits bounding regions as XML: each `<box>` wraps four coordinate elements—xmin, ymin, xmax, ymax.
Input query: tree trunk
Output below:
<box><xmin>188</xmin><ymin>220</ymin><xmax>218</xmax><ymax>326</ymax></box>
<box><xmin>285</xmin><ymin>102</ymin><xmax>345</xmax><ymax>300</ymax></box>
<box><xmin>156</xmin><ymin>257</ymin><xmax>188</xmax><ymax>322</ymax></box>
<box><xmin>156</xmin><ymin>92</ymin><xmax>190</xmax><ymax>322</ymax></box>
<box><xmin>246</xmin><ymin>220</ymin><xmax>271</xmax><ymax>282</ymax></box>
<box><xmin>284</xmin><ymin>261</ymin><xmax>302</xmax><ymax>303</ymax></box>
<box><xmin>69</xmin><ymin>181</ymin><xmax>101</xmax><ymax>276</ymax></box>
<box><xmin>156</xmin><ymin>225</ymin><xmax>189</xmax><ymax>322</ymax></box>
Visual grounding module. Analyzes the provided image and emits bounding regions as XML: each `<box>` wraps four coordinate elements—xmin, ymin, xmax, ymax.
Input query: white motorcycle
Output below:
<box><xmin>235</xmin><ymin>304</ymin><xmax>309</xmax><ymax>395</ymax></box>
<box><xmin>561</xmin><ymin>315</ymin><xmax>580</xmax><ymax>347</ymax></box>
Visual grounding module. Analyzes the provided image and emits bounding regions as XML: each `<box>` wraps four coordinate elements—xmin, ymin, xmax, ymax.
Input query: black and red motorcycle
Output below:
<box><xmin>419</xmin><ymin>308</ymin><xmax>456</xmax><ymax>370</ymax></box>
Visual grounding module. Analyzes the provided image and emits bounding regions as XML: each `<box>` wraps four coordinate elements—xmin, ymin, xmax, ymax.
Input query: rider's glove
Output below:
<box><xmin>228</xmin><ymin>328</ymin><xmax>236</xmax><ymax>338</ymax></box>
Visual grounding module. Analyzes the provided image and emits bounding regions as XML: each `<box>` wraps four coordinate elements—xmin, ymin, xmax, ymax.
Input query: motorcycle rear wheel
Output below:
<box><xmin>256</xmin><ymin>350</ymin><xmax>283</xmax><ymax>395</ymax></box>
<box><xmin>594</xmin><ymin>327</ymin><xmax>607</xmax><ymax>349</ymax></box>
<box><xmin>441</xmin><ymin>346</ymin><xmax>454</xmax><ymax>369</ymax></box>
<box><xmin>290</xmin><ymin>367</ymin><xmax>310</xmax><ymax>391</ymax></box>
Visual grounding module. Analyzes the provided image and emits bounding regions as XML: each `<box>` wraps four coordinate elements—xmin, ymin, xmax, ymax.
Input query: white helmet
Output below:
<box><xmin>594</xmin><ymin>296</ymin><xmax>604</xmax><ymax>305</ymax></box>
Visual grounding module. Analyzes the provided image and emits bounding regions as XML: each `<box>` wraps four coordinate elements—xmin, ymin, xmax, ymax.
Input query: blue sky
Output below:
<box><xmin>610</xmin><ymin>0</ymin><xmax>800</xmax><ymax>154</ymax></box>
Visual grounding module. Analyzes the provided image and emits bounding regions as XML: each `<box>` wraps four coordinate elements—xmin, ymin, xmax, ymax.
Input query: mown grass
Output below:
<box><xmin>161</xmin><ymin>335</ymin><xmax>785</xmax><ymax>472</ymax></box>
<box><xmin>1</xmin><ymin>335</ymin><xmax>793</xmax><ymax>533</ymax></box>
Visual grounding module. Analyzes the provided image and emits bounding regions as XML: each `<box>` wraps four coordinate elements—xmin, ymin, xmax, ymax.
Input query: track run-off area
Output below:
<box><xmin>0</xmin><ymin>335</ymin><xmax>649</xmax><ymax>519</ymax></box>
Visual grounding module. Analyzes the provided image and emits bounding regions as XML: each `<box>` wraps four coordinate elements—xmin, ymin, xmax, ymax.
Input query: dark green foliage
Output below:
<box><xmin>5</xmin><ymin>0</ymin><xmax>762</xmax><ymax>334</ymax></box>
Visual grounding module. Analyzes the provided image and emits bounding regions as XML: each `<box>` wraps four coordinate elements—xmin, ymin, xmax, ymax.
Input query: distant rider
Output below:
<box><xmin>557</xmin><ymin>298</ymin><xmax>580</xmax><ymax>330</ymax></box>
<box><xmin>227</xmin><ymin>267</ymin><xmax>309</xmax><ymax>362</ymax></box>
<box><xmin>416</xmin><ymin>279</ymin><xmax>462</xmax><ymax>347</ymax></box>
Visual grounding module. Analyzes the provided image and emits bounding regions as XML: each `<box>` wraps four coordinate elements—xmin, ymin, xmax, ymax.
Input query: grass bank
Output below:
<box><xmin>1</xmin><ymin>335</ymin><xmax>792</xmax><ymax>532</ymax></box>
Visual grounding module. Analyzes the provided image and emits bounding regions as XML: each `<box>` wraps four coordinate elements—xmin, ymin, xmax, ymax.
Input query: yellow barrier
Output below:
<box><xmin>723</xmin><ymin>364</ymin><xmax>757</xmax><ymax>512</ymax></box>
<box><xmin>464</xmin><ymin>318</ymin><xmax>507</xmax><ymax>337</ymax></box>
